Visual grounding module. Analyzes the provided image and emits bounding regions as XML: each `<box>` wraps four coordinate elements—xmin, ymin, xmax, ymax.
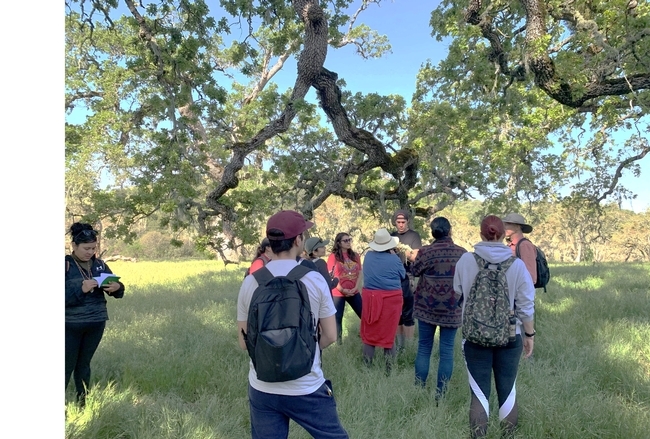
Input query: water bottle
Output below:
<box><xmin>508</xmin><ymin>314</ymin><xmax>517</xmax><ymax>343</ymax></box>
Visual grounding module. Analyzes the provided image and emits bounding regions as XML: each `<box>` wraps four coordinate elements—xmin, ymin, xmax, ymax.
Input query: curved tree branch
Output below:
<box><xmin>205</xmin><ymin>0</ymin><xmax>328</xmax><ymax>222</ymax></box>
<box><xmin>465</xmin><ymin>0</ymin><xmax>650</xmax><ymax>108</ymax></box>
<box><xmin>596</xmin><ymin>140</ymin><xmax>650</xmax><ymax>203</ymax></box>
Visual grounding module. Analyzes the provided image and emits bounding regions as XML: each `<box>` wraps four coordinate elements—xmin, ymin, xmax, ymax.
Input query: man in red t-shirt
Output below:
<box><xmin>503</xmin><ymin>213</ymin><xmax>537</xmax><ymax>285</ymax></box>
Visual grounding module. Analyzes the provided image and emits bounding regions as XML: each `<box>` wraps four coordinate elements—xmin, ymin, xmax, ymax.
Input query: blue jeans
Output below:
<box><xmin>414</xmin><ymin>320</ymin><xmax>457</xmax><ymax>395</ymax></box>
<box><xmin>332</xmin><ymin>294</ymin><xmax>362</xmax><ymax>342</ymax></box>
<box><xmin>248</xmin><ymin>380</ymin><xmax>348</xmax><ymax>439</ymax></box>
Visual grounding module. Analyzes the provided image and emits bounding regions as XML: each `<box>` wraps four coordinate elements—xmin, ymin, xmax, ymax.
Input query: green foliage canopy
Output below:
<box><xmin>65</xmin><ymin>0</ymin><xmax>649</xmax><ymax>260</ymax></box>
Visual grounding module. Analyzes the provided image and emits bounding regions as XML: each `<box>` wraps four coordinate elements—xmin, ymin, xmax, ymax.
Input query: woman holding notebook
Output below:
<box><xmin>65</xmin><ymin>222</ymin><xmax>125</xmax><ymax>406</ymax></box>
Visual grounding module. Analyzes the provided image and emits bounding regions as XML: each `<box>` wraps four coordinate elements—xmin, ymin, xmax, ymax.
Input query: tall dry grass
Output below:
<box><xmin>65</xmin><ymin>260</ymin><xmax>650</xmax><ymax>438</ymax></box>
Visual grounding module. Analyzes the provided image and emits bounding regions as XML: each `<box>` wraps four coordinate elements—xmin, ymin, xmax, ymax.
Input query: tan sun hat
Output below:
<box><xmin>368</xmin><ymin>228</ymin><xmax>399</xmax><ymax>252</ymax></box>
<box><xmin>502</xmin><ymin>213</ymin><xmax>533</xmax><ymax>234</ymax></box>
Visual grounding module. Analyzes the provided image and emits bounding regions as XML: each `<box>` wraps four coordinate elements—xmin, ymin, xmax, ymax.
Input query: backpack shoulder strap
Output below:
<box><xmin>491</xmin><ymin>256</ymin><xmax>517</xmax><ymax>310</ymax></box>
<box><xmin>286</xmin><ymin>264</ymin><xmax>314</xmax><ymax>311</ymax></box>
<box><xmin>286</xmin><ymin>264</ymin><xmax>312</xmax><ymax>282</ymax></box>
<box><xmin>472</xmin><ymin>252</ymin><xmax>487</xmax><ymax>269</ymax></box>
<box><xmin>515</xmin><ymin>237</ymin><xmax>531</xmax><ymax>258</ymax></box>
<box><xmin>500</xmin><ymin>256</ymin><xmax>517</xmax><ymax>271</ymax></box>
<box><xmin>252</xmin><ymin>266</ymin><xmax>274</xmax><ymax>287</ymax></box>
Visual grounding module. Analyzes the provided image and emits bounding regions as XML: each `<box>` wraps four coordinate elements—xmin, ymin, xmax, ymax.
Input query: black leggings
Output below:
<box><xmin>65</xmin><ymin>321</ymin><xmax>106</xmax><ymax>398</ymax></box>
<box><xmin>399</xmin><ymin>276</ymin><xmax>414</xmax><ymax>326</ymax></box>
<box><xmin>463</xmin><ymin>336</ymin><xmax>523</xmax><ymax>438</ymax></box>
<box><xmin>332</xmin><ymin>294</ymin><xmax>362</xmax><ymax>341</ymax></box>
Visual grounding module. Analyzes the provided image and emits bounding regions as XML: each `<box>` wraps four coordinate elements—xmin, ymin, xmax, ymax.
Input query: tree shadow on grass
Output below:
<box><xmin>535</xmin><ymin>262</ymin><xmax>650</xmax><ymax>411</ymax></box>
<box><xmin>544</xmin><ymin>262</ymin><xmax>649</xmax><ymax>323</ymax></box>
<box><xmin>66</xmin><ymin>267</ymin><xmax>256</xmax><ymax>438</ymax></box>
<box><xmin>90</xmin><ymin>269</ymin><xmax>249</xmax><ymax>400</ymax></box>
<box><xmin>67</xmin><ymin>263</ymin><xmax>650</xmax><ymax>438</ymax></box>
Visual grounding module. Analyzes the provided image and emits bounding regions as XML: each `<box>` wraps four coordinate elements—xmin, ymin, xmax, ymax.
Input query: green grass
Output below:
<box><xmin>65</xmin><ymin>261</ymin><xmax>650</xmax><ymax>438</ymax></box>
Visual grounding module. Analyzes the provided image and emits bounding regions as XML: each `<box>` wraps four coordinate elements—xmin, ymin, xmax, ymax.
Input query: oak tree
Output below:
<box><xmin>65</xmin><ymin>0</ymin><xmax>649</xmax><ymax>260</ymax></box>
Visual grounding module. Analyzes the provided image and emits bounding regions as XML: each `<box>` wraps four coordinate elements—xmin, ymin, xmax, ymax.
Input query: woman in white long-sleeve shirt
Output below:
<box><xmin>453</xmin><ymin>215</ymin><xmax>535</xmax><ymax>439</ymax></box>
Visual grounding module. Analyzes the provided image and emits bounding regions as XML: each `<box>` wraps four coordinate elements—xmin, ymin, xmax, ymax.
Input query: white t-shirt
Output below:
<box><xmin>237</xmin><ymin>259</ymin><xmax>337</xmax><ymax>395</ymax></box>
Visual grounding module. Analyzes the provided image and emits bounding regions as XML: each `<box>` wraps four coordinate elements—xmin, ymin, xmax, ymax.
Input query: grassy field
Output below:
<box><xmin>64</xmin><ymin>260</ymin><xmax>650</xmax><ymax>439</ymax></box>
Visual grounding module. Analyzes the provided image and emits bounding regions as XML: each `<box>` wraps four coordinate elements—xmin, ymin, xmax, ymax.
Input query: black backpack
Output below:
<box><xmin>516</xmin><ymin>238</ymin><xmax>550</xmax><ymax>292</ymax></box>
<box><xmin>244</xmin><ymin>265</ymin><xmax>318</xmax><ymax>382</ymax></box>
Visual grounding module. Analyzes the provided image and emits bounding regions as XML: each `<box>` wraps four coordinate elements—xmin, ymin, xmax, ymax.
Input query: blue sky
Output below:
<box><xmin>313</xmin><ymin>1</ymin><xmax>649</xmax><ymax>212</ymax></box>
<box><xmin>263</xmin><ymin>1</ymin><xmax>447</xmax><ymax>100</ymax></box>
<box><xmin>323</xmin><ymin>1</ymin><xmax>448</xmax><ymax>97</ymax></box>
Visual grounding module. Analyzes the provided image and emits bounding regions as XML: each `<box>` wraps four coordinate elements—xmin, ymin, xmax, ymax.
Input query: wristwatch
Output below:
<box><xmin>524</xmin><ymin>330</ymin><xmax>536</xmax><ymax>338</ymax></box>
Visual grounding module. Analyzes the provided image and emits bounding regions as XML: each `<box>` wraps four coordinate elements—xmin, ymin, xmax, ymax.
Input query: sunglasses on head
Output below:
<box><xmin>74</xmin><ymin>229</ymin><xmax>97</xmax><ymax>240</ymax></box>
<box><xmin>341</xmin><ymin>238</ymin><xmax>352</xmax><ymax>243</ymax></box>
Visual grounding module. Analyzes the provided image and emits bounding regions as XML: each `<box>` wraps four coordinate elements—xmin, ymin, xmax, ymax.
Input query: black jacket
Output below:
<box><xmin>65</xmin><ymin>255</ymin><xmax>125</xmax><ymax>323</ymax></box>
<box><xmin>313</xmin><ymin>258</ymin><xmax>338</xmax><ymax>290</ymax></box>
<box><xmin>296</xmin><ymin>257</ymin><xmax>338</xmax><ymax>290</ymax></box>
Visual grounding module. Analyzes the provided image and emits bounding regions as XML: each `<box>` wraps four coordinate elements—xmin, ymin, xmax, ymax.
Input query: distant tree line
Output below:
<box><xmin>83</xmin><ymin>197</ymin><xmax>649</xmax><ymax>263</ymax></box>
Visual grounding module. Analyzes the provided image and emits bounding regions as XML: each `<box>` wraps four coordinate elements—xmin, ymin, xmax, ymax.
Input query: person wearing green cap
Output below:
<box><xmin>305</xmin><ymin>237</ymin><xmax>338</xmax><ymax>290</ymax></box>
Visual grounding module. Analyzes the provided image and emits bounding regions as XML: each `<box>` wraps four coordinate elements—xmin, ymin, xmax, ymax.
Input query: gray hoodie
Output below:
<box><xmin>453</xmin><ymin>241</ymin><xmax>535</xmax><ymax>333</ymax></box>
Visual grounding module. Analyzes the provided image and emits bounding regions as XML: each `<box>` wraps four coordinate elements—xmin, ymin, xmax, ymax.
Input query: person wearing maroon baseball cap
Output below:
<box><xmin>237</xmin><ymin>210</ymin><xmax>348</xmax><ymax>438</ymax></box>
<box><xmin>266</xmin><ymin>210</ymin><xmax>314</xmax><ymax>240</ymax></box>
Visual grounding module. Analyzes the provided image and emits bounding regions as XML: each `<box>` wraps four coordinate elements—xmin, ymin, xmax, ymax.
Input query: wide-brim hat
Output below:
<box><xmin>304</xmin><ymin>237</ymin><xmax>330</xmax><ymax>254</ymax></box>
<box><xmin>502</xmin><ymin>213</ymin><xmax>533</xmax><ymax>234</ymax></box>
<box><xmin>368</xmin><ymin>228</ymin><xmax>399</xmax><ymax>252</ymax></box>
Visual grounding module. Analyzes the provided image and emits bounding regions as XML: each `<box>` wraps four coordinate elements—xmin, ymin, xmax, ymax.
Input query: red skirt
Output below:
<box><xmin>360</xmin><ymin>288</ymin><xmax>403</xmax><ymax>348</ymax></box>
